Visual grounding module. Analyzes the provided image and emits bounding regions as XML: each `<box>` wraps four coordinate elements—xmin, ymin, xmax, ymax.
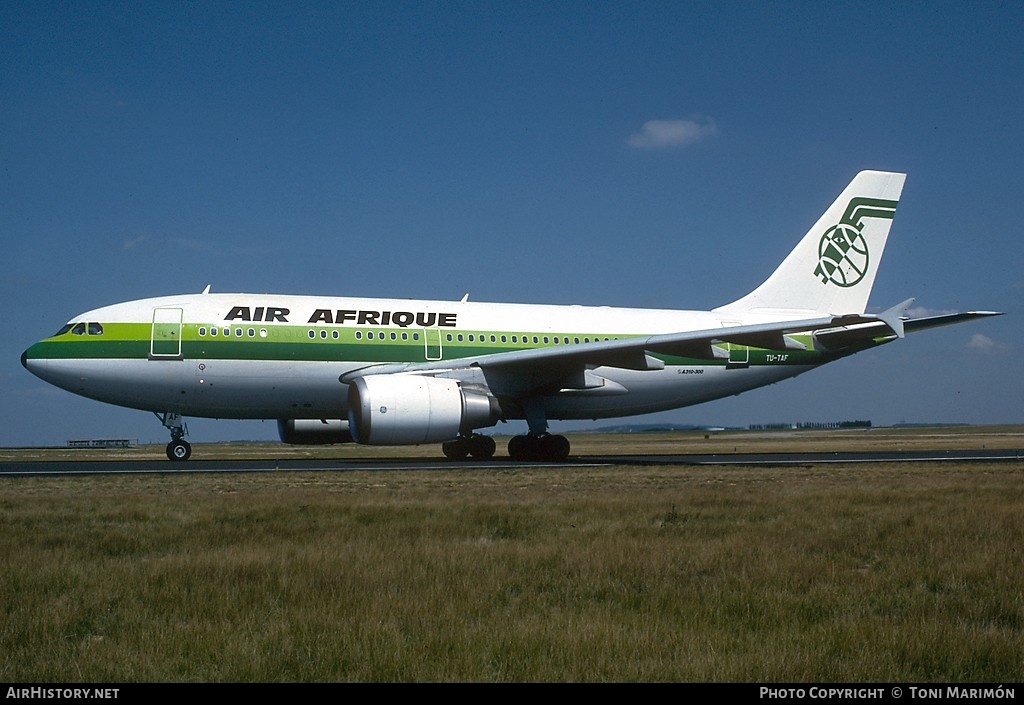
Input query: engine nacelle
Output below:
<box><xmin>277</xmin><ymin>419</ymin><xmax>354</xmax><ymax>445</ymax></box>
<box><xmin>347</xmin><ymin>375</ymin><xmax>501</xmax><ymax>445</ymax></box>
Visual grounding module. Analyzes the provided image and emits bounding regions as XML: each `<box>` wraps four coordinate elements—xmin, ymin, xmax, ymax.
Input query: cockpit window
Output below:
<box><xmin>60</xmin><ymin>322</ymin><xmax>103</xmax><ymax>336</ymax></box>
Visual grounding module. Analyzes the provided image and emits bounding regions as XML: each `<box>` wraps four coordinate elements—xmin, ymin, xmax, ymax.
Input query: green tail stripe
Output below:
<box><xmin>841</xmin><ymin>197</ymin><xmax>898</xmax><ymax>227</ymax></box>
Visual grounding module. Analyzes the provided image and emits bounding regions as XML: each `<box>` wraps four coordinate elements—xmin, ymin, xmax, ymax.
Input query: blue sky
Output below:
<box><xmin>3</xmin><ymin>1</ymin><xmax>1022</xmax><ymax>446</ymax></box>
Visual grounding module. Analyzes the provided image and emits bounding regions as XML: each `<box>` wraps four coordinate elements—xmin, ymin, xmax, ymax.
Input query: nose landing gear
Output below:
<box><xmin>156</xmin><ymin>412</ymin><xmax>191</xmax><ymax>461</ymax></box>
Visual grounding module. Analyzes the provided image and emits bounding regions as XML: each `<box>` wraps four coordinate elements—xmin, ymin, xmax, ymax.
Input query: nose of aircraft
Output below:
<box><xmin>22</xmin><ymin>340</ymin><xmax>69</xmax><ymax>395</ymax></box>
<box><xmin>21</xmin><ymin>344</ymin><xmax>45</xmax><ymax>377</ymax></box>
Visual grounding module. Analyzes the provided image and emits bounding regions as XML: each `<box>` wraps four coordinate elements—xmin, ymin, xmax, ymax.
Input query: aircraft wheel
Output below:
<box><xmin>167</xmin><ymin>439</ymin><xmax>192</xmax><ymax>461</ymax></box>
<box><xmin>542</xmin><ymin>434</ymin><xmax>571</xmax><ymax>461</ymax></box>
<box><xmin>468</xmin><ymin>434</ymin><xmax>496</xmax><ymax>460</ymax></box>
<box><xmin>508</xmin><ymin>434</ymin><xmax>531</xmax><ymax>461</ymax></box>
<box><xmin>508</xmin><ymin>434</ymin><xmax>570</xmax><ymax>461</ymax></box>
<box><xmin>442</xmin><ymin>439</ymin><xmax>469</xmax><ymax>460</ymax></box>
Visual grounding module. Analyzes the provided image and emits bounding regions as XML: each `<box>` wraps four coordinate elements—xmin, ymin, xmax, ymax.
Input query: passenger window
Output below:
<box><xmin>210</xmin><ymin>328</ymin><xmax>217</xmax><ymax>337</ymax></box>
<box><xmin>248</xmin><ymin>328</ymin><xmax>255</xmax><ymax>337</ymax></box>
<box><xmin>199</xmin><ymin>327</ymin><xmax>206</xmax><ymax>336</ymax></box>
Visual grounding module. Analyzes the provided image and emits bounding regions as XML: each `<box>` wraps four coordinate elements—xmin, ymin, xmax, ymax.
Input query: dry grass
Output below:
<box><xmin>1</xmin><ymin>440</ymin><xmax>1022</xmax><ymax>682</ymax></box>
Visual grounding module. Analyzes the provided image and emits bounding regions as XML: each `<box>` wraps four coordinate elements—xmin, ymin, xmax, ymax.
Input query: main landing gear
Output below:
<box><xmin>442</xmin><ymin>433</ymin><xmax>497</xmax><ymax>460</ymax></box>
<box><xmin>507</xmin><ymin>433</ymin><xmax>570</xmax><ymax>461</ymax></box>
<box><xmin>505</xmin><ymin>398</ymin><xmax>571</xmax><ymax>462</ymax></box>
<box><xmin>440</xmin><ymin>432</ymin><xmax>571</xmax><ymax>461</ymax></box>
<box><xmin>157</xmin><ymin>412</ymin><xmax>191</xmax><ymax>461</ymax></box>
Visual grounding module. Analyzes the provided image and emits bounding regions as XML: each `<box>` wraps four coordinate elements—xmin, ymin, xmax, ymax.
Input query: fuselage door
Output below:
<box><xmin>151</xmin><ymin>307</ymin><xmax>184</xmax><ymax>359</ymax></box>
<box><xmin>424</xmin><ymin>328</ymin><xmax>442</xmax><ymax>361</ymax></box>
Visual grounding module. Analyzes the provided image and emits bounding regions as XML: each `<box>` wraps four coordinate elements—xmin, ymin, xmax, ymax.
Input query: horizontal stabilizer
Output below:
<box><xmin>903</xmin><ymin>311</ymin><xmax>1003</xmax><ymax>333</ymax></box>
<box><xmin>815</xmin><ymin>308</ymin><xmax>1002</xmax><ymax>350</ymax></box>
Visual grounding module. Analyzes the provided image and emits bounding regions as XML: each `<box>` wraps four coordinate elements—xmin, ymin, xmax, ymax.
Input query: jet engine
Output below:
<box><xmin>347</xmin><ymin>375</ymin><xmax>500</xmax><ymax>445</ymax></box>
<box><xmin>277</xmin><ymin>418</ymin><xmax>354</xmax><ymax>445</ymax></box>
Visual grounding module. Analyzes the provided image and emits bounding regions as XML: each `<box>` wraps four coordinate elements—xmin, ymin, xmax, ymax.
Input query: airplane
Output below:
<box><xmin>21</xmin><ymin>170</ymin><xmax>1001</xmax><ymax>462</ymax></box>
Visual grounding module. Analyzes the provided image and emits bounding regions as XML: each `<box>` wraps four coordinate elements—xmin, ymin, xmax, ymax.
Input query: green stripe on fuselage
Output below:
<box><xmin>25</xmin><ymin>324</ymin><xmax>860</xmax><ymax>366</ymax></box>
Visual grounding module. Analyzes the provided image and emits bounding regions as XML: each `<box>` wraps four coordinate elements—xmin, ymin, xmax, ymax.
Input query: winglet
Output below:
<box><xmin>877</xmin><ymin>298</ymin><xmax>915</xmax><ymax>338</ymax></box>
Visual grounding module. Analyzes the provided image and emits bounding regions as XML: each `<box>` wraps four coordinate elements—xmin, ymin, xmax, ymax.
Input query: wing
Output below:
<box><xmin>338</xmin><ymin>307</ymin><xmax>979</xmax><ymax>397</ymax></box>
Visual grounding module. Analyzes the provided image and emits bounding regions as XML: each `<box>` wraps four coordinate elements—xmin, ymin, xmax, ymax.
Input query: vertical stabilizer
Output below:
<box><xmin>714</xmin><ymin>171</ymin><xmax>906</xmax><ymax>316</ymax></box>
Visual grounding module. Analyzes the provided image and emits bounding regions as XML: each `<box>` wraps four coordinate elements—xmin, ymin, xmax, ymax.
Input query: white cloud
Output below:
<box><xmin>627</xmin><ymin>117</ymin><xmax>718</xmax><ymax>149</ymax></box>
<box><xmin>122</xmin><ymin>235</ymin><xmax>148</xmax><ymax>250</ymax></box>
<box><xmin>967</xmin><ymin>333</ymin><xmax>997</xmax><ymax>353</ymax></box>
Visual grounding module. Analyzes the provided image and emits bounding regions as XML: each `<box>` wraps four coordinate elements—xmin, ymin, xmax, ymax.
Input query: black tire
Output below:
<box><xmin>543</xmin><ymin>434</ymin><xmax>571</xmax><ymax>461</ymax></box>
<box><xmin>167</xmin><ymin>440</ymin><xmax>191</xmax><ymax>461</ymax></box>
<box><xmin>507</xmin><ymin>434</ymin><xmax>531</xmax><ymax>461</ymax></box>
<box><xmin>442</xmin><ymin>439</ymin><xmax>469</xmax><ymax>460</ymax></box>
<box><xmin>508</xmin><ymin>434</ymin><xmax>570</xmax><ymax>461</ymax></box>
<box><xmin>468</xmin><ymin>434</ymin><xmax>496</xmax><ymax>460</ymax></box>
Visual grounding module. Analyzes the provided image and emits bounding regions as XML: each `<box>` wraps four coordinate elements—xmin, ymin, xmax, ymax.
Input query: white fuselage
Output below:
<box><xmin>26</xmin><ymin>292</ymin><xmax>819</xmax><ymax>422</ymax></box>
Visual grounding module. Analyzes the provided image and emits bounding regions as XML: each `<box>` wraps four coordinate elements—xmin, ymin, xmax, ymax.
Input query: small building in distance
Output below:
<box><xmin>67</xmin><ymin>438</ymin><xmax>137</xmax><ymax>449</ymax></box>
<box><xmin>749</xmin><ymin>420</ymin><xmax>871</xmax><ymax>431</ymax></box>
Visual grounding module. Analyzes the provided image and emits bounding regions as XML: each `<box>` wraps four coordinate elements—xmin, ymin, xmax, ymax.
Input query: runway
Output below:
<box><xmin>1</xmin><ymin>448</ymin><xmax>1020</xmax><ymax>476</ymax></box>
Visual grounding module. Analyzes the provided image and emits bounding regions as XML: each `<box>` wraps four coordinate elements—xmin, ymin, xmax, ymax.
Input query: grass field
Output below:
<box><xmin>1</xmin><ymin>428</ymin><xmax>1021</xmax><ymax>682</ymax></box>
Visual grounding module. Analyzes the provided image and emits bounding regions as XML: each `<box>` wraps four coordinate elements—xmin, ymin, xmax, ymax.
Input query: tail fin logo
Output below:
<box><xmin>814</xmin><ymin>197</ymin><xmax>898</xmax><ymax>287</ymax></box>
